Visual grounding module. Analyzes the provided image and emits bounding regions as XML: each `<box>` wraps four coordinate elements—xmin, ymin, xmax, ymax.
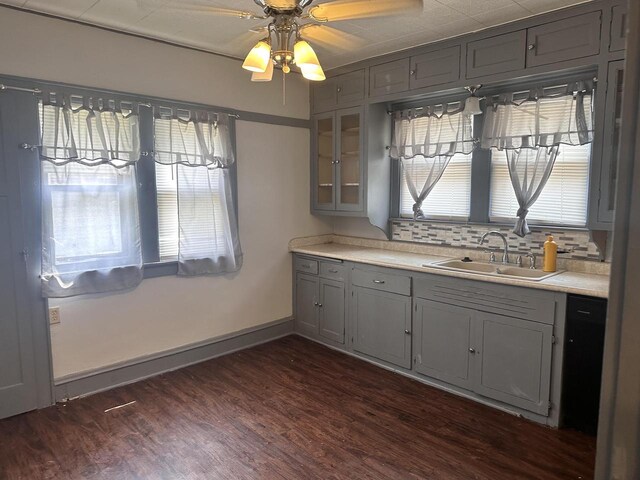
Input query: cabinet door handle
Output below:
<box><xmin>528</xmin><ymin>43</ymin><xmax>536</xmax><ymax>51</ymax></box>
<box><xmin>373</xmin><ymin>279</ymin><xmax>385</xmax><ymax>284</ymax></box>
<box><xmin>469</xmin><ymin>348</ymin><xmax>476</xmax><ymax>354</ymax></box>
<box><xmin>313</xmin><ymin>302</ymin><xmax>319</xmax><ymax>306</ymax></box>
<box><xmin>404</xmin><ymin>329</ymin><xmax>411</xmax><ymax>335</ymax></box>
<box><xmin>410</xmin><ymin>69</ymin><xmax>416</xmax><ymax>77</ymax></box>
<box><xmin>317</xmin><ymin>303</ymin><xmax>323</xmax><ymax>308</ymax></box>
<box><xmin>337</xmin><ymin>87</ymin><xmax>342</xmax><ymax>93</ymax></box>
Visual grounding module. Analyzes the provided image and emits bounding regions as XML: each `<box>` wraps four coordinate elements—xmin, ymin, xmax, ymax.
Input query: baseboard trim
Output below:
<box><xmin>54</xmin><ymin>317</ymin><xmax>294</xmax><ymax>402</ymax></box>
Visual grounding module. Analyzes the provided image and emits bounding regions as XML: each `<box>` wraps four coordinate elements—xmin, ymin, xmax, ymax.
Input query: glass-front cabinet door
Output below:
<box><xmin>598</xmin><ymin>60</ymin><xmax>624</xmax><ymax>224</ymax></box>
<box><xmin>313</xmin><ymin>113</ymin><xmax>336</xmax><ymax>210</ymax></box>
<box><xmin>336</xmin><ymin>107</ymin><xmax>364</xmax><ymax>211</ymax></box>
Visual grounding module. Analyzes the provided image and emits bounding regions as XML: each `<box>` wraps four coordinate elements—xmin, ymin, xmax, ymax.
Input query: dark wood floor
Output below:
<box><xmin>0</xmin><ymin>336</ymin><xmax>595</xmax><ymax>480</ymax></box>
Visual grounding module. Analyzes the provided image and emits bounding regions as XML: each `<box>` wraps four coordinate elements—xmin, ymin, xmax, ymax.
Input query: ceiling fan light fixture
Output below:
<box><xmin>301</xmin><ymin>63</ymin><xmax>326</xmax><ymax>81</ymax></box>
<box><xmin>242</xmin><ymin>40</ymin><xmax>272</xmax><ymax>72</ymax></box>
<box><xmin>251</xmin><ymin>59</ymin><xmax>274</xmax><ymax>81</ymax></box>
<box><xmin>294</xmin><ymin>39</ymin><xmax>321</xmax><ymax>68</ymax></box>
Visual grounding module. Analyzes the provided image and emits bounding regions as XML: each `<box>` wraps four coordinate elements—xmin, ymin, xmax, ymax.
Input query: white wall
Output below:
<box><xmin>0</xmin><ymin>8</ymin><xmax>332</xmax><ymax>379</ymax></box>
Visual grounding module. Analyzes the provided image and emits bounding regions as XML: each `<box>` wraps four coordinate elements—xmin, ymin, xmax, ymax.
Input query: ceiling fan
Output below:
<box><xmin>160</xmin><ymin>0</ymin><xmax>424</xmax><ymax>82</ymax></box>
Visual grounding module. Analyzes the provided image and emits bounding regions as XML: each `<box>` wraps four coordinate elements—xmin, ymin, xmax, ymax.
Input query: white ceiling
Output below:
<box><xmin>0</xmin><ymin>0</ymin><xmax>589</xmax><ymax>69</ymax></box>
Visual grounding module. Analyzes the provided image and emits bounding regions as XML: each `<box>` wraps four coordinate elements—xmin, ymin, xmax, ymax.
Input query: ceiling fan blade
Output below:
<box><xmin>159</xmin><ymin>2</ymin><xmax>266</xmax><ymax>19</ymax></box>
<box><xmin>309</xmin><ymin>0</ymin><xmax>423</xmax><ymax>22</ymax></box>
<box><xmin>299</xmin><ymin>24</ymin><xmax>365</xmax><ymax>51</ymax></box>
<box><xmin>264</xmin><ymin>0</ymin><xmax>299</xmax><ymax>8</ymax></box>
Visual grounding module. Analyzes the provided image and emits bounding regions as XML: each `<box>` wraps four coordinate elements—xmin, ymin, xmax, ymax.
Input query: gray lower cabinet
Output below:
<box><xmin>352</xmin><ymin>286</ymin><xmax>412</xmax><ymax>369</ymax></box>
<box><xmin>414</xmin><ymin>299</ymin><xmax>473</xmax><ymax>390</ymax></box>
<box><xmin>473</xmin><ymin>312</ymin><xmax>553</xmax><ymax>416</ymax></box>
<box><xmin>414</xmin><ymin>298</ymin><xmax>553</xmax><ymax>416</ymax></box>
<box><xmin>526</xmin><ymin>11</ymin><xmax>601</xmax><ymax>67</ymax></box>
<box><xmin>294</xmin><ymin>262</ymin><xmax>346</xmax><ymax>344</ymax></box>
<box><xmin>318</xmin><ymin>278</ymin><xmax>345</xmax><ymax>343</ymax></box>
<box><xmin>295</xmin><ymin>273</ymin><xmax>319</xmax><ymax>337</ymax></box>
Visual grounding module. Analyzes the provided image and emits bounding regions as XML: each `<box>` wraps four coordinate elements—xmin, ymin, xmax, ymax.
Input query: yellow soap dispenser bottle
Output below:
<box><xmin>543</xmin><ymin>235</ymin><xmax>558</xmax><ymax>272</ymax></box>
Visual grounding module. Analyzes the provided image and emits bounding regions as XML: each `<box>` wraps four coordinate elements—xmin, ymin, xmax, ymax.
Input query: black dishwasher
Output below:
<box><xmin>562</xmin><ymin>294</ymin><xmax>607</xmax><ymax>435</ymax></box>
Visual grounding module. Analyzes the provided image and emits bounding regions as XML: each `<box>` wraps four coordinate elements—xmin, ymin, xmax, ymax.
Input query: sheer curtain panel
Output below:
<box><xmin>390</xmin><ymin>104</ymin><xmax>474</xmax><ymax>219</ymax></box>
<box><xmin>481</xmin><ymin>81</ymin><xmax>594</xmax><ymax>236</ymax></box>
<box><xmin>153</xmin><ymin>108</ymin><xmax>241</xmax><ymax>275</ymax></box>
<box><xmin>39</xmin><ymin>93</ymin><xmax>143</xmax><ymax>297</ymax></box>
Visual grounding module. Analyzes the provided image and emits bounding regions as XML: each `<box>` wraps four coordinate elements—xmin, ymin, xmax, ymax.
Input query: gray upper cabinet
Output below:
<box><xmin>526</xmin><ymin>11</ymin><xmax>601</xmax><ymax>68</ymax></box>
<box><xmin>409</xmin><ymin>45</ymin><xmax>461</xmax><ymax>90</ymax></box>
<box><xmin>319</xmin><ymin>278</ymin><xmax>345</xmax><ymax>344</ymax></box>
<box><xmin>414</xmin><ymin>299</ymin><xmax>474</xmax><ymax>390</ymax></box>
<box><xmin>312</xmin><ymin>70</ymin><xmax>366</xmax><ymax>113</ymax></box>
<box><xmin>597</xmin><ymin>60</ymin><xmax>625</xmax><ymax>224</ymax></box>
<box><xmin>295</xmin><ymin>273</ymin><xmax>319</xmax><ymax>337</ymax></box>
<box><xmin>609</xmin><ymin>4</ymin><xmax>628</xmax><ymax>52</ymax></box>
<box><xmin>466</xmin><ymin>30</ymin><xmax>526</xmax><ymax>78</ymax></box>
<box><xmin>352</xmin><ymin>285</ymin><xmax>412</xmax><ymax>369</ymax></box>
<box><xmin>337</xmin><ymin>70</ymin><xmax>366</xmax><ymax>106</ymax></box>
<box><xmin>312</xmin><ymin>77</ymin><xmax>338</xmax><ymax>113</ymax></box>
<box><xmin>369</xmin><ymin>58</ymin><xmax>410</xmax><ymax>98</ymax></box>
<box><xmin>473</xmin><ymin>312</ymin><xmax>553</xmax><ymax>416</ymax></box>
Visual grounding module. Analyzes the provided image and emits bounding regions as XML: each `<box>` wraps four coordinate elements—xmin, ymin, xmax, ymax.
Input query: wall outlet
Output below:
<box><xmin>49</xmin><ymin>306</ymin><xmax>61</xmax><ymax>325</ymax></box>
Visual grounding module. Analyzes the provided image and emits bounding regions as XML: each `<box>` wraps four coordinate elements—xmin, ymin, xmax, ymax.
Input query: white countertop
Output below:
<box><xmin>290</xmin><ymin>242</ymin><xmax>609</xmax><ymax>299</ymax></box>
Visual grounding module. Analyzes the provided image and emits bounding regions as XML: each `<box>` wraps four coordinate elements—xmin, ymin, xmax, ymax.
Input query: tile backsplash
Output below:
<box><xmin>391</xmin><ymin>220</ymin><xmax>603</xmax><ymax>261</ymax></box>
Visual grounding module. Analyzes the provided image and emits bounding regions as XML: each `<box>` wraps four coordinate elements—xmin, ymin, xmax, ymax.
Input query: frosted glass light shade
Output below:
<box><xmin>464</xmin><ymin>96</ymin><xmax>482</xmax><ymax>116</ymax></box>
<box><xmin>251</xmin><ymin>59</ymin><xmax>274</xmax><ymax>81</ymax></box>
<box><xmin>301</xmin><ymin>64</ymin><xmax>326</xmax><ymax>81</ymax></box>
<box><xmin>294</xmin><ymin>40</ymin><xmax>320</xmax><ymax>68</ymax></box>
<box><xmin>242</xmin><ymin>41</ymin><xmax>271</xmax><ymax>72</ymax></box>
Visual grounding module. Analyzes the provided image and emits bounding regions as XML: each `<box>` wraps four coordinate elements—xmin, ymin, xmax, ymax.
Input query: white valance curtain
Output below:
<box><xmin>153</xmin><ymin>107</ymin><xmax>242</xmax><ymax>276</ymax></box>
<box><xmin>390</xmin><ymin>103</ymin><xmax>474</xmax><ymax>219</ymax></box>
<box><xmin>39</xmin><ymin>92</ymin><xmax>143</xmax><ymax>297</ymax></box>
<box><xmin>481</xmin><ymin>81</ymin><xmax>594</xmax><ymax>236</ymax></box>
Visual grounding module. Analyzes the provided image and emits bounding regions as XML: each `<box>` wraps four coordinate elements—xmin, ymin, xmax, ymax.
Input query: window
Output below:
<box><xmin>489</xmin><ymin>144</ymin><xmax>591</xmax><ymax>226</ymax></box>
<box><xmin>41</xmin><ymin>162</ymin><xmax>139</xmax><ymax>273</ymax></box>
<box><xmin>154</xmin><ymin>117</ymin><xmax>231</xmax><ymax>262</ymax></box>
<box><xmin>399</xmin><ymin>153</ymin><xmax>472</xmax><ymax>219</ymax></box>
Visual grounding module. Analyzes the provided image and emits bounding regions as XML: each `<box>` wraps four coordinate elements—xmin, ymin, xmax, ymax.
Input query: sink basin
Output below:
<box><xmin>426</xmin><ymin>259</ymin><xmax>563</xmax><ymax>282</ymax></box>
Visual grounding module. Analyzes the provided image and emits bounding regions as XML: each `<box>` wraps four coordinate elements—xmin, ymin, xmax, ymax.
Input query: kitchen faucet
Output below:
<box><xmin>479</xmin><ymin>231</ymin><xmax>510</xmax><ymax>264</ymax></box>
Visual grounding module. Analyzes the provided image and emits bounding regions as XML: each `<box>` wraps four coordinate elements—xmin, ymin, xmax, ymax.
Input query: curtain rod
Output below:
<box><xmin>0</xmin><ymin>84</ymin><xmax>41</xmax><ymax>94</ymax></box>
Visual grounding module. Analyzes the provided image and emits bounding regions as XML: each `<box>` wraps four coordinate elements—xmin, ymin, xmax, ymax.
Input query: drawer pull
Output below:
<box><xmin>577</xmin><ymin>310</ymin><xmax>592</xmax><ymax>315</ymax></box>
<box><xmin>301</xmin><ymin>264</ymin><xmax>311</xmax><ymax>269</ymax></box>
<box><xmin>373</xmin><ymin>279</ymin><xmax>386</xmax><ymax>284</ymax></box>
<box><xmin>528</xmin><ymin>43</ymin><xmax>536</xmax><ymax>51</ymax></box>
<box><xmin>328</xmin><ymin>268</ymin><xmax>339</xmax><ymax>273</ymax></box>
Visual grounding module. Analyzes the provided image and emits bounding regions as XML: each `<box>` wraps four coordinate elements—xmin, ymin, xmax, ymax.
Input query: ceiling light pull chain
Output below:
<box><xmin>283</xmin><ymin>69</ymin><xmax>286</xmax><ymax>106</ymax></box>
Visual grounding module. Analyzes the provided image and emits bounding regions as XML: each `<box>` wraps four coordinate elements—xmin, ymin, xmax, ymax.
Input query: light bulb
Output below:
<box><xmin>282</xmin><ymin>64</ymin><xmax>291</xmax><ymax>74</ymax></box>
<box><xmin>242</xmin><ymin>41</ymin><xmax>271</xmax><ymax>73</ymax></box>
<box><xmin>294</xmin><ymin>39</ymin><xmax>320</xmax><ymax>68</ymax></box>
<box><xmin>251</xmin><ymin>59</ymin><xmax>274</xmax><ymax>82</ymax></box>
<box><xmin>301</xmin><ymin>64</ymin><xmax>326</xmax><ymax>81</ymax></box>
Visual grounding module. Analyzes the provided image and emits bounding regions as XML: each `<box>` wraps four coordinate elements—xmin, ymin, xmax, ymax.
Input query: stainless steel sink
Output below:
<box><xmin>426</xmin><ymin>259</ymin><xmax>563</xmax><ymax>281</ymax></box>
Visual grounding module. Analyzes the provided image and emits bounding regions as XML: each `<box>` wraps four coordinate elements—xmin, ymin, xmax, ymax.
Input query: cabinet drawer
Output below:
<box><xmin>369</xmin><ymin>58</ymin><xmax>410</xmax><ymax>97</ymax></box>
<box><xmin>410</xmin><ymin>46</ymin><xmax>460</xmax><ymax>90</ymax></box>
<box><xmin>352</xmin><ymin>267</ymin><xmax>411</xmax><ymax>296</ymax></box>
<box><xmin>294</xmin><ymin>256</ymin><xmax>319</xmax><ymax>275</ymax></box>
<box><xmin>567</xmin><ymin>295</ymin><xmax>607</xmax><ymax>324</ymax></box>
<box><xmin>319</xmin><ymin>262</ymin><xmax>346</xmax><ymax>281</ymax></box>
<box><xmin>610</xmin><ymin>4</ymin><xmax>627</xmax><ymax>52</ymax></box>
<box><xmin>466</xmin><ymin>30</ymin><xmax>526</xmax><ymax>78</ymax></box>
<box><xmin>413</xmin><ymin>274</ymin><xmax>556</xmax><ymax>324</ymax></box>
<box><xmin>526</xmin><ymin>11</ymin><xmax>601</xmax><ymax>68</ymax></box>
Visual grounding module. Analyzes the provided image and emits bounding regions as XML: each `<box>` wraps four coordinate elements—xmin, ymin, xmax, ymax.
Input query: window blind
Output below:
<box><xmin>489</xmin><ymin>144</ymin><xmax>591</xmax><ymax>226</ymax></box>
<box><xmin>154</xmin><ymin>123</ymin><xmax>228</xmax><ymax>261</ymax></box>
<box><xmin>400</xmin><ymin>153</ymin><xmax>472</xmax><ymax>219</ymax></box>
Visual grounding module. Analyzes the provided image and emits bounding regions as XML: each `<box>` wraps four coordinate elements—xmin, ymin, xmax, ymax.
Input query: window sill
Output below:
<box><xmin>143</xmin><ymin>260</ymin><xmax>178</xmax><ymax>279</ymax></box>
<box><xmin>391</xmin><ymin>217</ymin><xmax>590</xmax><ymax>232</ymax></box>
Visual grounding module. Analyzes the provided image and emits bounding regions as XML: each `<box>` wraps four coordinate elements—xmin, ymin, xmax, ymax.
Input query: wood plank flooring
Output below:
<box><xmin>0</xmin><ymin>335</ymin><xmax>596</xmax><ymax>480</ymax></box>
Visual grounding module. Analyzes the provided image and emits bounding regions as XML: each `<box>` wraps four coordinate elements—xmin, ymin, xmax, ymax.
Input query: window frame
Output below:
<box><xmin>390</xmin><ymin>73</ymin><xmax>596</xmax><ymax>232</ymax></box>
